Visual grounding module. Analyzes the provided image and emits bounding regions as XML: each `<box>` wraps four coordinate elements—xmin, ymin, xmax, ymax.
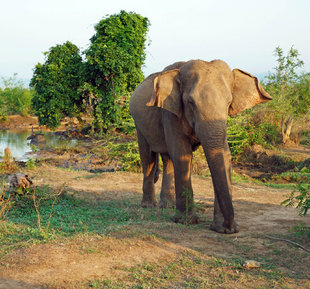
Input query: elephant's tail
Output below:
<box><xmin>154</xmin><ymin>153</ymin><xmax>160</xmax><ymax>184</ymax></box>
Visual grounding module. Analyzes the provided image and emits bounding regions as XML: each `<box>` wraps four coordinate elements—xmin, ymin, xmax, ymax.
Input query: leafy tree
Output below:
<box><xmin>30</xmin><ymin>41</ymin><xmax>84</xmax><ymax>129</ymax></box>
<box><xmin>263</xmin><ymin>46</ymin><xmax>309</xmax><ymax>143</ymax></box>
<box><xmin>84</xmin><ymin>10</ymin><xmax>150</xmax><ymax>133</ymax></box>
<box><xmin>295</xmin><ymin>72</ymin><xmax>310</xmax><ymax>116</ymax></box>
<box><xmin>30</xmin><ymin>11</ymin><xmax>149</xmax><ymax>132</ymax></box>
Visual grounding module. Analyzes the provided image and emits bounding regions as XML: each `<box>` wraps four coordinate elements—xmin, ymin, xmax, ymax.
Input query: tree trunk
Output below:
<box><xmin>281</xmin><ymin>115</ymin><xmax>294</xmax><ymax>144</ymax></box>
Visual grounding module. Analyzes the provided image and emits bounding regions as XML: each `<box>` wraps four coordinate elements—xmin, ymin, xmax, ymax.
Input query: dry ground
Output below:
<box><xmin>0</xmin><ymin>165</ymin><xmax>309</xmax><ymax>288</ymax></box>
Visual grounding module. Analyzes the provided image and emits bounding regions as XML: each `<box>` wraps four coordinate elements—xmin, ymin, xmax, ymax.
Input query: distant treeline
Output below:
<box><xmin>0</xmin><ymin>74</ymin><xmax>33</xmax><ymax>118</ymax></box>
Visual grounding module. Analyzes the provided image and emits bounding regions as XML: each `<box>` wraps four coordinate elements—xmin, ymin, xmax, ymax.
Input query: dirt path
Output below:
<box><xmin>0</xmin><ymin>166</ymin><xmax>309</xmax><ymax>288</ymax></box>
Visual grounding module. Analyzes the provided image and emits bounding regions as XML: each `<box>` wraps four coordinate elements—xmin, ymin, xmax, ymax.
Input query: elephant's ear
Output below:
<box><xmin>146</xmin><ymin>69</ymin><xmax>182</xmax><ymax>118</ymax></box>
<box><xmin>229</xmin><ymin>69</ymin><xmax>272</xmax><ymax>116</ymax></box>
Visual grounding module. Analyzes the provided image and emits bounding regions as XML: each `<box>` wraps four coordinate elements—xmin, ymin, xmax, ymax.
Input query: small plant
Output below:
<box><xmin>107</xmin><ymin>141</ymin><xmax>141</xmax><ymax>172</ymax></box>
<box><xmin>0</xmin><ymin>113</ymin><xmax>8</xmax><ymax>122</ymax></box>
<box><xmin>25</xmin><ymin>157</ymin><xmax>37</xmax><ymax>169</ymax></box>
<box><xmin>30</xmin><ymin>144</ymin><xmax>38</xmax><ymax>153</ymax></box>
<box><xmin>175</xmin><ymin>188</ymin><xmax>202</xmax><ymax>225</ymax></box>
<box><xmin>290</xmin><ymin>223</ymin><xmax>310</xmax><ymax>239</ymax></box>
<box><xmin>30</xmin><ymin>185</ymin><xmax>64</xmax><ymax>237</ymax></box>
<box><xmin>183</xmin><ymin>188</ymin><xmax>194</xmax><ymax>224</ymax></box>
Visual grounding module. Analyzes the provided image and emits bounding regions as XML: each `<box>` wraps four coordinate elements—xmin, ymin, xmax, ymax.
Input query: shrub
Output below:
<box><xmin>30</xmin><ymin>41</ymin><xmax>84</xmax><ymax>129</ymax></box>
<box><xmin>107</xmin><ymin>141</ymin><xmax>141</xmax><ymax>172</ymax></box>
<box><xmin>84</xmin><ymin>11</ymin><xmax>150</xmax><ymax>133</ymax></box>
<box><xmin>228</xmin><ymin>116</ymin><xmax>269</xmax><ymax>159</ymax></box>
<box><xmin>282</xmin><ymin>167</ymin><xmax>310</xmax><ymax>216</ymax></box>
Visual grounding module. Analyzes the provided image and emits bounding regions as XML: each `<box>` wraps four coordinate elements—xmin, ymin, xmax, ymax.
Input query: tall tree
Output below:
<box><xmin>84</xmin><ymin>10</ymin><xmax>150</xmax><ymax>133</ymax></box>
<box><xmin>30</xmin><ymin>41</ymin><xmax>84</xmax><ymax>129</ymax></box>
<box><xmin>264</xmin><ymin>46</ymin><xmax>305</xmax><ymax>143</ymax></box>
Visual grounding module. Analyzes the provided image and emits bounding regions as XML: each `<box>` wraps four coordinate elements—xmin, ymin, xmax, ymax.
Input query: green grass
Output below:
<box><xmin>0</xmin><ymin>190</ymin><xmax>173</xmax><ymax>256</ymax></box>
<box><xmin>1</xmin><ymin>185</ymin><xmax>309</xmax><ymax>288</ymax></box>
<box><xmin>231</xmin><ymin>170</ymin><xmax>296</xmax><ymax>190</ymax></box>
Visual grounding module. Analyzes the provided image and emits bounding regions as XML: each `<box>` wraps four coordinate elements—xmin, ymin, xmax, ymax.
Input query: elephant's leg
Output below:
<box><xmin>162</xmin><ymin>114</ymin><xmax>199</xmax><ymax>224</ymax></box>
<box><xmin>136</xmin><ymin>129</ymin><xmax>158</xmax><ymax>207</ymax></box>
<box><xmin>171</xmin><ymin>152</ymin><xmax>199</xmax><ymax>224</ymax></box>
<box><xmin>159</xmin><ymin>153</ymin><xmax>175</xmax><ymax>208</ymax></box>
<box><xmin>210</xmin><ymin>142</ymin><xmax>239</xmax><ymax>233</ymax></box>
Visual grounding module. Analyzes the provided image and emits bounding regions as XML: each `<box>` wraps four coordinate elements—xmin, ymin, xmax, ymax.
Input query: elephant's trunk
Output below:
<box><xmin>196</xmin><ymin>120</ymin><xmax>235</xmax><ymax>228</ymax></box>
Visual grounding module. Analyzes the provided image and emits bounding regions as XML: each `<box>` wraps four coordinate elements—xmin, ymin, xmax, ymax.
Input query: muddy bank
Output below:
<box><xmin>0</xmin><ymin>115</ymin><xmax>39</xmax><ymax>131</ymax></box>
<box><xmin>0</xmin><ymin>115</ymin><xmax>77</xmax><ymax>131</ymax></box>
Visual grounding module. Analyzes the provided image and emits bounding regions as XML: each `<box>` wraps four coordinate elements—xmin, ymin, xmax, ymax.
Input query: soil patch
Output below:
<box><xmin>0</xmin><ymin>166</ymin><xmax>309</xmax><ymax>288</ymax></box>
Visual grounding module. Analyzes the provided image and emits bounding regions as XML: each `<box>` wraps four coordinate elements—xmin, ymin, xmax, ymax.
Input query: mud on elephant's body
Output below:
<box><xmin>130</xmin><ymin>59</ymin><xmax>272</xmax><ymax>234</ymax></box>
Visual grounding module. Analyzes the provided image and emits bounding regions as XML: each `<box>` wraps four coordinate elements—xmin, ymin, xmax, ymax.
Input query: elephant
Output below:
<box><xmin>129</xmin><ymin>59</ymin><xmax>272</xmax><ymax>234</ymax></box>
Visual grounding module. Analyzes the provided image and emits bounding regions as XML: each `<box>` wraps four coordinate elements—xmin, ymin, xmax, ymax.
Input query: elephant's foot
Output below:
<box><xmin>141</xmin><ymin>199</ymin><xmax>157</xmax><ymax>208</ymax></box>
<box><xmin>172</xmin><ymin>212</ymin><xmax>200</xmax><ymax>224</ymax></box>
<box><xmin>210</xmin><ymin>219</ymin><xmax>239</xmax><ymax>234</ymax></box>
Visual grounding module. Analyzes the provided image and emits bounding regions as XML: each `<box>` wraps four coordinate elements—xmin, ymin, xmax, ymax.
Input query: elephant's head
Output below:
<box><xmin>146</xmin><ymin>59</ymin><xmax>272</xmax><ymax>233</ymax></box>
<box><xmin>147</xmin><ymin>60</ymin><xmax>271</xmax><ymax>121</ymax></box>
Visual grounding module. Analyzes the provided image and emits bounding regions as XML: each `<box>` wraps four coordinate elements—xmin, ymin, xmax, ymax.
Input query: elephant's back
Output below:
<box><xmin>129</xmin><ymin>72</ymin><xmax>159</xmax><ymax>118</ymax></box>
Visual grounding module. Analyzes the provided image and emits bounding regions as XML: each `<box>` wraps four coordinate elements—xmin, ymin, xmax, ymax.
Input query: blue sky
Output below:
<box><xmin>1</xmin><ymin>0</ymin><xmax>309</xmax><ymax>85</ymax></box>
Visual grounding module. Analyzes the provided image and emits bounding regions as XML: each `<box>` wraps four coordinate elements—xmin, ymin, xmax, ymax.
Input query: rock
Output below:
<box><xmin>243</xmin><ymin>260</ymin><xmax>261</xmax><ymax>269</ymax></box>
<box><xmin>27</xmin><ymin>133</ymin><xmax>46</xmax><ymax>145</ymax></box>
<box><xmin>9</xmin><ymin>173</ymin><xmax>33</xmax><ymax>194</ymax></box>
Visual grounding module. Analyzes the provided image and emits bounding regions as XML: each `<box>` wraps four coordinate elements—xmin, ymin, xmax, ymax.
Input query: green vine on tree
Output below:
<box><xmin>84</xmin><ymin>10</ymin><xmax>150</xmax><ymax>133</ymax></box>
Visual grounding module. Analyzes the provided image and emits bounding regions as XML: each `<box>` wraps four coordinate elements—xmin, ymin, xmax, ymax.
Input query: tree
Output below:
<box><xmin>263</xmin><ymin>46</ymin><xmax>306</xmax><ymax>144</ymax></box>
<box><xmin>295</xmin><ymin>72</ymin><xmax>310</xmax><ymax>116</ymax></box>
<box><xmin>30</xmin><ymin>41</ymin><xmax>84</xmax><ymax>129</ymax></box>
<box><xmin>30</xmin><ymin>11</ymin><xmax>150</xmax><ymax>132</ymax></box>
<box><xmin>84</xmin><ymin>10</ymin><xmax>150</xmax><ymax>133</ymax></box>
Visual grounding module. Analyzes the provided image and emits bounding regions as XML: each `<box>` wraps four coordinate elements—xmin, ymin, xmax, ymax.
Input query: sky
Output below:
<box><xmin>1</xmin><ymin>0</ymin><xmax>310</xmax><ymax>86</ymax></box>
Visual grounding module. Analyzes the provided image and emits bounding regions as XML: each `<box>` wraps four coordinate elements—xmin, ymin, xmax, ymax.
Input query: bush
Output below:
<box><xmin>84</xmin><ymin>11</ymin><xmax>150</xmax><ymax>133</ymax></box>
<box><xmin>282</xmin><ymin>167</ymin><xmax>310</xmax><ymax>216</ymax></box>
<box><xmin>107</xmin><ymin>141</ymin><xmax>141</xmax><ymax>172</ymax></box>
<box><xmin>30</xmin><ymin>42</ymin><xmax>84</xmax><ymax>129</ymax></box>
<box><xmin>227</xmin><ymin>114</ymin><xmax>278</xmax><ymax>159</ymax></box>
